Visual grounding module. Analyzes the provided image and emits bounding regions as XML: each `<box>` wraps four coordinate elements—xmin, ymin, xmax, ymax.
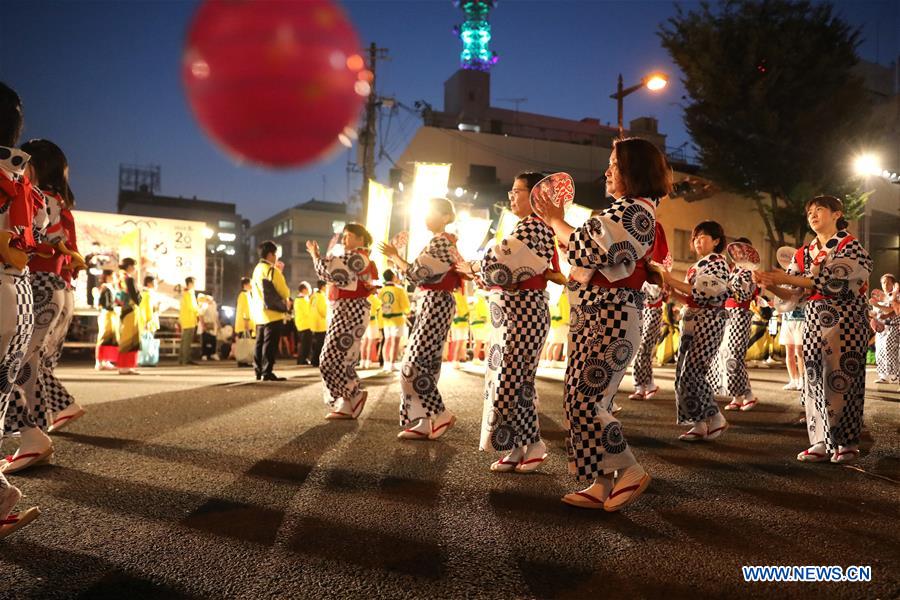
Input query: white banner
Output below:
<box><xmin>72</xmin><ymin>210</ymin><xmax>207</xmax><ymax>311</ymax></box>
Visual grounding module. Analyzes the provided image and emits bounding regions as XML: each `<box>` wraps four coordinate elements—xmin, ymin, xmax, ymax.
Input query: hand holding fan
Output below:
<box><xmin>390</xmin><ymin>231</ymin><xmax>409</xmax><ymax>256</ymax></box>
<box><xmin>726</xmin><ymin>241</ymin><xmax>761</xmax><ymax>270</ymax></box>
<box><xmin>530</xmin><ymin>172</ymin><xmax>575</xmax><ymax>214</ymax></box>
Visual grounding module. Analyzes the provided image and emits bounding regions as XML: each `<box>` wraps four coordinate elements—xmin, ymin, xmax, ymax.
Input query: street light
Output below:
<box><xmin>853</xmin><ymin>153</ymin><xmax>883</xmax><ymax>177</ymax></box>
<box><xmin>610</xmin><ymin>72</ymin><xmax>668</xmax><ymax>138</ymax></box>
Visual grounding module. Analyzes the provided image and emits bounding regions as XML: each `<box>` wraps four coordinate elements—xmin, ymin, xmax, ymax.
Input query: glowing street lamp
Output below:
<box><xmin>853</xmin><ymin>153</ymin><xmax>883</xmax><ymax>177</ymax></box>
<box><xmin>645</xmin><ymin>74</ymin><xmax>668</xmax><ymax>91</ymax></box>
<box><xmin>610</xmin><ymin>72</ymin><xmax>668</xmax><ymax>138</ymax></box>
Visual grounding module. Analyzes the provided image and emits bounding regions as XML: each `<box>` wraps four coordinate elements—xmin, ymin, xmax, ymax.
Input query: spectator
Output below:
<box><xmin>294</xmin><ymin>282</ymin><xmax>312</xmax><ymax>365</ymax></box>
<box><xmin>308</xmin><ymin>279</ymin><xmax>328</xmax><ymax>367</ymax></box>
<box><xmin>178</xmin><ymin>277</ymin><xmax>199</xmax><ymax>365</ymax></box>
<box><xmin>250</xmin><ymin>240</ymin><xmax>290</xmax><ymax>381</ymax></box>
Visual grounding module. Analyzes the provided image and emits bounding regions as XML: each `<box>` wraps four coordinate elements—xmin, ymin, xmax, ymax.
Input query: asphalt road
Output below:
<box><xmin>0</xmin><ymin>360</ymin><xmax>896</xmax><ymax>600</ymax></box>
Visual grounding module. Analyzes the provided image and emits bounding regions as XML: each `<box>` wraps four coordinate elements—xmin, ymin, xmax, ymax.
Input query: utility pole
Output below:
<box><xmin>359</xmin><ymin>42</ymin><xmax>389</xmax><ymax>218</ymax></box>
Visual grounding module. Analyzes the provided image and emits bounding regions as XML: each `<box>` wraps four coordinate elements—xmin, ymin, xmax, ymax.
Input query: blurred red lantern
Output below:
<box><xmin>182</xmin><ymin>0</ymin><xmax>366</xmax><ymax>168</ymax></box>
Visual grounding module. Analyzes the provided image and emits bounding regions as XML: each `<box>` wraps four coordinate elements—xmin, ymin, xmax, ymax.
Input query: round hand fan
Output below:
<box><xmin>726</xmin><ymin>241</ymin><xmax>761</xmax><ymax>270</ymax></box>
<box><xmin>530</xmin><ymin>172</ymin><xmax>575</xmax><ymax>214</ymax></box>
<box><xmin>776</xmin><ymin>246</ymin><xmax>797</xmax><ymax>270</ymax></box>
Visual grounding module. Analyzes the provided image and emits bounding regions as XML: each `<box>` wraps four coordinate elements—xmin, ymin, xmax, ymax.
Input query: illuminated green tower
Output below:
<box><xmin>453</xmin><ymin>0</ymin><xmax>498</xmax><ymax>72</ymax></box>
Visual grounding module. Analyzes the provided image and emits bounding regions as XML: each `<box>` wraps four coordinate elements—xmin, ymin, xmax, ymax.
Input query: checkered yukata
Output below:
<box><xmin>0</xmin><ymin>147</ymin><xmax>41</xmax><ymax>490</ymax></box>
<box><xmin>399</xmin><ymin>234</ymin><xmax>460</xmax><ymax>426</ymax></box>
<box><xmin>872</xmin><ymin>290</ymin><xmax>899</xmax><ymax>382</ymax></box>
<box><xmin>41</xmin><ymin>287</ymin><xmax>76</xmax><ymax>418</ymax></box>
<box><xmin>632</xmin><ymin>282</ymin><xmax>664</xmax><ymax>389</ymax></box>
<box><xmin>788</xmin><ymin>231</ymin><xmax>872</xmax><ymax>452</ymax></box>
<box><xmin>564</xmin><ymin>197</ymin><xmax>660</xmax><ymax>481</ymax></box>
<box><xmin>713</xmin><ymin>267</ymin><xmax>758</xmax><ymax>399</ymax></box>
<box><xmin>475</xmin><ymin>215</ymin><xmax>556</xmax><ymax>452</ymax></box>
<box><xmin>675</xmin><ymin>253</ymin><xmax>730</xmax><ymax>424</ymax></box>
<box><xmin>315</xmin><ymin>249</ymin><xmax>378</xmax><ymax>408</ymax></box>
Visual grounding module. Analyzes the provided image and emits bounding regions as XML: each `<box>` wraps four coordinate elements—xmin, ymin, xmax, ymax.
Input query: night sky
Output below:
<box><xmin>2</xmin><ymin>0</ymin><xmax>897</xmax><ymax>224</ymax></box>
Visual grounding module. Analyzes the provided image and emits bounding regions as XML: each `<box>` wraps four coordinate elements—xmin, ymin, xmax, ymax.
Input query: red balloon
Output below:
<box><xmin>182</xmin><ymin>0</ymin><xmax>366</xmax><ymax>168</ymax></box>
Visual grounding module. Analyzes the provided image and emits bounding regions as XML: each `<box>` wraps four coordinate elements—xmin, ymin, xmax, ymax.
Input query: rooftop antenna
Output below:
<box><xmin>497</xmin><ymin>97</ymin><xmax>527</xmax><ymax>112</ymax></box>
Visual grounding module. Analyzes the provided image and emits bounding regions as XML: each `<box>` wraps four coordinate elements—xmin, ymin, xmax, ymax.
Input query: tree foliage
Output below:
<box><xmin>659</xmin><ymin>0</ymin><xmax>873</xmax><ymax>245</ymax></box>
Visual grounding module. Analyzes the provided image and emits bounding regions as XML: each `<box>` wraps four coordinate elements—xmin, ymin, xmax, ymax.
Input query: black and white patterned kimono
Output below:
<box><xmin>632</xmin><ymin>282</ymin><xmax>664</xmax><ymax>389</ymax></box>
<box><xmin>714</xmin><ymin>268</ymin><xmax>758</xmax><ymax>399</ymax></box>
<box><xmin>873</xmin><ymin>296</ymin><xmax>899</xmax><ymax>382</ymax></box>
<box><xmin>475</xmin><ymin>215</ymin><xmax>556</xmax><ymax>452</ymax></box>
<box><xmin>399</xmin><ymin>233</ymin><xmax>460</xmax><ymax>426</ymax></box>
<box><xmin>565</xmin><ymin>196</ymin><xmax>660</xmax><ymax>480</ymax></box>
<box><xmin>787</xmin><ymin>232</ymin><xmax>872</xmax><ymax>451</ymax></box>
<box><xmin>314</xmin><ymin>249</ymin><xmax>378</xmax><ymax>409</ymax></box>
<box><xmin>40</xmin><ymin>281</ymin><xmax>76</xmax><ymax>419</ymax></box>
<box><xmin>7</xmin><ymin>190</ymin><xmax>65</xmax><ymax>433</ymax></box>
<box><xmin>675</xmin><ymin>253</ymin><xmax>731</xmax><ymax>425</ymax></box>
<box><xmin>0</xmin><ymin>148</ymin><xmax>43</xmax><ymax>473</ymax></box>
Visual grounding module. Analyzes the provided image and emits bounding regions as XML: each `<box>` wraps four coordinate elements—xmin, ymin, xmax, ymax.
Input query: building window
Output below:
<box><xmin>273</xmin><ymin>218</ymin><xmax>293</xmax><ymax>238</ymax></box>
<box><xmin>218</xmin><ymin>220</ymin><xmax>235</xmax><ymax>229</ymax></box>
<box><xmin>468</xmin><ymin>164</ymin><xmax>497</xmax><ymax>185</ymax></box>
<box><xmin>673</xmin><ymin>228</ymin><xmax>693</xmax><ymax>262</ymax></box>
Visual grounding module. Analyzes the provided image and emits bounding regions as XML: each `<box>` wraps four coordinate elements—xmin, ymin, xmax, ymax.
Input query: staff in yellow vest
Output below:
<box><xmin>178</xmin><ymin>276</ymin><xmax>199</xmax><ymax>365</ymax></box>
<box><xmin>447</xmin><ymin>287</ymin><xmax>470</xmax><ymax>367</ymax></box>
<box><xmin>308</xmin><ymin>279</ymin><xmax>328</xmax><ymax>367</ymax></box>
<box><xmin>656</xmin><ymin>300</ymin><xmax>680</xmax><ymax>365</ymax></box>
<box><xmin>235</xmin><ymin>277</ymin><xmax>254</xmax><ymax>338</ymax></box>
<box><xmin>294</xmin><ymin>282</ymin><xmax>312</xmax><ymax>365</ymax></box>
<box><xmin>250</xmin><ymin>241</ymin><xmax>291</xmax><ymax>381</ymax></box>
<box><xmin>379</xmin><ymin>269</ymin><xmax>410</xmax><ymax>373</ymax></box>
<box><xmin>469</xmin><ymin>290</ymin><xmax>490</xmax><ymax>363</ymax></box>
<box><xmin>545</xmin><ymin>290</ymin><xmax>569</xmax><ymax>367</ymax></box>
<box><xmin>360</xmin><ymin>293</ymin><xmax>383</xmax><ymax>370</ymax></box>
<box><xmin>138</xmin><ymin>275</ymin><xmax>159</xmax><ymax>335</ymax></box>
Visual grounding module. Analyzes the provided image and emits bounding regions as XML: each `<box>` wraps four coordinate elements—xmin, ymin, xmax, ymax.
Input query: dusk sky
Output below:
<box><xmin>3</xmin><ymin>0</ymin><xmax>897</xmax><ymax>224</ymax></box>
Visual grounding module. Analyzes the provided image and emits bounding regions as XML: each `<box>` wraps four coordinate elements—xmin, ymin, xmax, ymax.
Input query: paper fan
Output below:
<box><xmin>726</xmin><ymin>241</ymin><xmax>761</xmax><ymax>270</ymax></box>
<box><xmin>530</xmin><ymin>172</ymin><xmax>575</xmax><ymax>213</ymax></box>
<box><xmin>391</xmin><ymin>231</ymin><xmax>409</xmax><ymax>254</ymax></box>
<box><xmin>776</xmin><ymin>246</ymin><xmax>797</xmax><ymax>270</ymax></box>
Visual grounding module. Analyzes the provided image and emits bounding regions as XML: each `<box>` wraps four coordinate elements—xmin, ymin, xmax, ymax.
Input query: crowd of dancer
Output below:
<box><xmin>302</xmin><ymin>135</ymin><xmax>882</xmax><ymax>512</ymax></box>
<box><xmin>0</xmin><ymin>77</ymin><xmax>890</xmax><ymax>540</ymax></box>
